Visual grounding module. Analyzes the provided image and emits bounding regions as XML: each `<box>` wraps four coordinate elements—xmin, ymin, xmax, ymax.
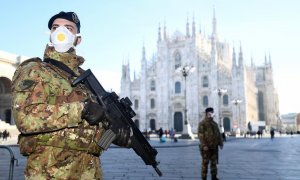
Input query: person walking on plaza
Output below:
<box><xmin>198</xmin><ymin>107</ymin><xmax>224</xmax><ymax>180</ymax></box>
<box><xmin>164</xmin><ymin>129</ymin><xmax>168</xmax><ymax>138</ymax></box>
<box><xmin>270</xmin><ymin>128</ymin><xmax>275</xmax><ymax>140</ymax></box>
<box><xmin>220</xmin><ymin>125</ymin><xmax>226</xmax><ymax>142</ymax></box>
<box><xmin>11</xmin><ymin>11</ymin><xmax>131</xmax><ymax>179</ymax></box>
<box><xmin>158</xmin><ymin>127</ymin><xmax>164</xmax><ymax>142</ymax></box>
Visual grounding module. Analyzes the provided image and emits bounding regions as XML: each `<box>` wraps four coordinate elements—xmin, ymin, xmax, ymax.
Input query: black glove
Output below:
<box><xmin>113</xmin><ymin>127</ymin><xmax>132</xmax><ymax>148</ymax></box>
<box><xmin>81</xmin><ymin>99</ymin><xmax>106</xmax><ymax>125</ymax></box>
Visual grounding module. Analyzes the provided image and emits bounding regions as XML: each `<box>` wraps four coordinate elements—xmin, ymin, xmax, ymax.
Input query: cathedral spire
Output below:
<box><xmin>232</xmin><ymin>46</ymin><xmax>237</xmax><ymax>68</ymax></box>
<box><xmin>186</xmin><ymin>17</ymin><xmax>190</xmax><ymax>38</ymax></box>
<box><xmin>264</xmin><ymin>52</ymin><xmax>268</xmax><ymax>66</ymax></box>
<box><xmin>158</xmin><ymin>23</ymin><xmax>161</xmax><ymax>42</ymax></box>
<box><xmin>238</xmin><ymin>42</ymin><xmax>244</xmax><ymax>67</ymax></box>
<box><xmin>164</xmin><ymin>21</ymin><xmax>167</xmax><ymax>40</ymax></box>
<box><xmin>192</xmin><ymin>16</ymin><xmax>196</xmax><ymax>37</ymax></box>
<box><xmin>141</xmin><ymin>43</ymin><xmax>147</xmax><ymax>73</ymax></box>
<box><xmin>212</xmin><ymin>6</ymin><xmax>218</xmax><ymax>41</ymax></box>
<box><xmin>121</xmin><ymin>58</ymin><xmax>130</xmax><ymax>81</ymax></box>
<box><xmin>126</xmin><ymin>56</ymin><xmax>130</xmax><ymax>70</ymax></box>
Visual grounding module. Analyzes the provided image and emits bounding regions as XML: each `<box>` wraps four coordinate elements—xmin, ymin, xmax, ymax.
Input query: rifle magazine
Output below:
<box><xmin>96</xmin><ymin>129</ymin><xmax>116</xmax><ymax>150</ymax></box>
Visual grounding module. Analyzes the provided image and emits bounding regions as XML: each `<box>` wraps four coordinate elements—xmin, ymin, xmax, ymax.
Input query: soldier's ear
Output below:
<box><xmin>75</xmin><ymin>36</ymin><xmax>81</xmax><ymax>46</ymax></box>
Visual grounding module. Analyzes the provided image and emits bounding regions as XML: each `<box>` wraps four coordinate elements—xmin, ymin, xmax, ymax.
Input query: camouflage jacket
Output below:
<box><xmin>11</xmin><ymin>46</ymin><xmax>105</xmax><ymax>156</ymax></box>
<box><xmin>197</xmin><ymin>117</ymin><xmax>223</xmax><ymax>149</ymax></box>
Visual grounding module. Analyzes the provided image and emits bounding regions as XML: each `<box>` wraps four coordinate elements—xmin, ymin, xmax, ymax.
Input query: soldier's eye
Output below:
<box><xmin>51</xmin><ymin>25</ymin><xmax>58</xmax><ymax>31</ymax></box>
<box><xmin>65</xmin><ymin>25</ymin><xmax>74</xmax><ymax>33</ymax></box>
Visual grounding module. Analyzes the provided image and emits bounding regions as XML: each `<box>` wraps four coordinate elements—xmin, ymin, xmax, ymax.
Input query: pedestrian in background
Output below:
<box><xmin>220</xmin><ymin>125</ymin><xmax>226</xmax><ymax>142</ymax></box>
<box><xmin>158</xmin><ymin>127</ymin><xmax>164</xmax><ymax>142</ymax></box>
<box><xmin>257</xmin><ymin>130</ymin><xmax>262</xmax><ymax>139</ymax></box>
<box><xmin>164</xmin><ymin>129</ymin><xmax>168</xmax><ymax>138</ymax></box>
<box><xmin>169</xmin><ymin>128</ymin><xmax>174</xmax><ymax>139</ymax></box>
<box><xmin>198</xmin><ymin>107</ymin><xmax>224</xmax><ymax>180</ymax></box>
<box><xmin>270</xmin><ymin>128</ymin><xmax>275</xmax><ymax>140</ymax></box>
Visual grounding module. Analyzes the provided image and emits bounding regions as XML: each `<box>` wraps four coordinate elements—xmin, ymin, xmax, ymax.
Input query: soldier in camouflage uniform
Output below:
<box><xmin>11</xmin><ymin>11</ymin><xmax>131</xmax><ymax>180</ymax></box>
<box><xmin>198</xmin><ymin>107</ymin><xmax>223</xmax><ymax>180</ymax></box>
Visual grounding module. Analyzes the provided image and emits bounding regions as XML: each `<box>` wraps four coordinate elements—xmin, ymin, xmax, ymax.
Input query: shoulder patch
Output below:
<box><xmin>19</xmin><ymin>79</ymin><xmax>35</xmax><ymax>90</ymax></box>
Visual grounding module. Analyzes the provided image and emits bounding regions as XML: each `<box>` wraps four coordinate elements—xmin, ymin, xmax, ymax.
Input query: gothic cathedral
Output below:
<box><xmin>120</xmin><ymin>11</ymin><xmax>280</xmax><ymax>134</ymax></box>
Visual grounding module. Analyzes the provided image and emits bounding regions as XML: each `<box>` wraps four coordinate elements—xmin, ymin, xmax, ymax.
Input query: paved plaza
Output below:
<box><xmin>1</xmin><ymin>135</ymin><xmax>300</xmax><ymax>180</ymax></box>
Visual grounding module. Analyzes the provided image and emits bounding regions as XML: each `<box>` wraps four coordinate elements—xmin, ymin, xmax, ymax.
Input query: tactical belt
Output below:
<box><xmin>19</xmin><ymin>134</ymin><xmax>102</xmax><ymax>156</ymax></box>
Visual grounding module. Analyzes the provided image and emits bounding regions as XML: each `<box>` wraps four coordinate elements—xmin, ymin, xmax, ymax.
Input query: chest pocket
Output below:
<box><xmin>47</xmin><ymin>72</ymin><xmax>73</xmax><ymax>105</ymax></box>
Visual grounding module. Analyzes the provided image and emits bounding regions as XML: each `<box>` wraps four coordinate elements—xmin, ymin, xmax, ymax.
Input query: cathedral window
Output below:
<box><xmin>150</xmin><ymin>80</ymin><xmax>156</xmax><ymax>91</ymax></box>
<box><xmin>223</xmin><ymin>95</ymin><xmax>229</xmax><ymax>106</ymax></box>
<box><xmin>203</xmin><ymin>96</ymin><xmax>209</xmax><ymax>107</ymax></box>
<box><xmin>134</xmin><ymin>99</ymin><xmax>139</xmax><ymax>109</ymax></box>
<box><xmin>174</xmin><ymin>51</ymin><xmax>181</xmax><ymax>70</ymax></box>
<box><xmin>202</xmin><ymin>76</ymin><xmax>209</xmax><ymax>87</ymax></box>
<box><xmin>150</xmin><ymin>98</ymin><xmax>155</xmax><ymax>109</ymax></box>
<box><xmin>175</xmin><ymin>81</ymin><xmax>181</xmax><ymax>94</ymax></box>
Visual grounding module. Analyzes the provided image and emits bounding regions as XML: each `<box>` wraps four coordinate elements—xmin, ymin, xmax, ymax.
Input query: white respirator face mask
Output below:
<box><xmin>209</xmin><ymin>112</ymin><xmax>215</xmax><ymax>118</ymax></box>
<box><xmin>50</xmin><ymin>26</ymin><xmax>77</xmax><ymax>53</ymax></box>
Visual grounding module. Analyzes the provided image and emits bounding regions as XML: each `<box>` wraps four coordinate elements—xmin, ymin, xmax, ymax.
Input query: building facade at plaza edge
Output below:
<box><xmin>120</xmin><ymin>12</ymin><xmax>280</xmax><ymax>134</ymax></box>
<box><xmin>0</xmin><ymin>50</ymin><xmax>28</xmax><ymax>128</ymax></box>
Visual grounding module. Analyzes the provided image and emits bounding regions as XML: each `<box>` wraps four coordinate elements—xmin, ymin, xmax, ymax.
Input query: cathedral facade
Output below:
<box><xmin>120</xmin><ymin>13</ymin><xmax>280</xmax><ymax>134</ymax></box>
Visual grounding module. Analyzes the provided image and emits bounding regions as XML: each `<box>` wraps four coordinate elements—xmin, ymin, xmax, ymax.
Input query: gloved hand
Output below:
<box><xmin>81</xmin><ymin>99</ymin><xmax>106</xmax><ymax>125</ymax></box>
<box><xmin>113</xmin><ymin>127</ymin><xmax>133</xmax><ymax>148</ymax></box>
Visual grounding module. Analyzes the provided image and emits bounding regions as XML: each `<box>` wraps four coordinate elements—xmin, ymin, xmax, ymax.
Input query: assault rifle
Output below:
<box><xmin>72</xmin><ymin>69</ymin><xmax>162</xmax><ymax>176</ymax></box>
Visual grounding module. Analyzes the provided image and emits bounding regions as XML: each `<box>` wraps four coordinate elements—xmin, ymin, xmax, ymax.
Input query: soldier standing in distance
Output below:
<box><xmin>11</xmin><ymin>11</ymin><xmax>131</xmax><ymax>179</ymax></box>
<box><xmin>198</xmin><ymin>107</ymin><xmax>224</xmax><ymax>180</ymax></box>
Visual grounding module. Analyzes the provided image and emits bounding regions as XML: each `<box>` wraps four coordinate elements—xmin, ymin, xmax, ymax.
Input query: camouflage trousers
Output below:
<box><xmin>24</xmin><ymin>145</ymin><xmax>102</xmax><ymax>180</ymax></box>
<box><xmin>200</xmin><ymin>148</ymin><xmax>218</xmax><ymax>179</ymax></box>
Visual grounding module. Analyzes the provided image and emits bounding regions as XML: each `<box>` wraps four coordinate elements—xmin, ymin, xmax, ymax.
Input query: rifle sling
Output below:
<box><xmin>43</xmin><ymin>58</ymin><xmax>78</xmax><ymax>78</ymax></box>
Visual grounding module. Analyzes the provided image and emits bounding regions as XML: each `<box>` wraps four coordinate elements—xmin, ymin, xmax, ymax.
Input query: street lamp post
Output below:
<box><xmin>176</xmin><ymin>65</ymin><xmax>195</xmax><ymax>139</ymax></box>
<box><xmin>232</xmin><ymin>99</ymin><xmax>242</xmax><ymax>135</ymax></box>
<box><xmin>217</xmin><ymin>88</ymin><xmax>227</xmax><ymax>127</ymax></box>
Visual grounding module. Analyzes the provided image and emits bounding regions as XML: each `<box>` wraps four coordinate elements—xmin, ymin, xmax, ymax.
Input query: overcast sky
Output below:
<box><xmin>1</xmin><ymin>0</ymin><xmax>299</xmax><ymax>114</ymax></box>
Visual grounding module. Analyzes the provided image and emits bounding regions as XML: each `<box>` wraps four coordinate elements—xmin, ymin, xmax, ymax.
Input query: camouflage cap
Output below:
<box><xmin>48</xmin><ymin>11</ymin><xmax>81</xmax><ymax>32</ymax></box>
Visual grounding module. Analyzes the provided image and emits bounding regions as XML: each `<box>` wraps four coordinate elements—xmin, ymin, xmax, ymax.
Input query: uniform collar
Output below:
<box><xmin>43</xmin><ymin>45</ymin><xmax>85</xmax><ymax>74</ymax></box>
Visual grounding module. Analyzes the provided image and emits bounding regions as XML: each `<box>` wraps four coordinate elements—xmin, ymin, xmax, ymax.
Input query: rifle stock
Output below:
<box><xmin>72</xmin><ymin>69</ymin><xmax>162</xmax><ymax>176</ymax></box>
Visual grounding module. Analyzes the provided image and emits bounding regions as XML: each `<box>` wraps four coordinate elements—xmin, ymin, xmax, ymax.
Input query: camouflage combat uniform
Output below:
<box><xmin>12</xmin><ymin>46</ymin><xmax>107</xmax><ymax>180</ymax></box>
<box><xmin>198</xmin><ymin>117</ymin><xmax>223</xmax><ymax>180</ymax></box>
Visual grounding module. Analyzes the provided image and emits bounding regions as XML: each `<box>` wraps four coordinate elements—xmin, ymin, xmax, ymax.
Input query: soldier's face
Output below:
<box><xmin>50</xmin><ymin>18</ymin><xmax>81</xmax><ymax>46</ymax></box>
<box><xmin>207</xmin><ymin>112</ymin><xmax>214</xmax><ymax>118</ymax></box>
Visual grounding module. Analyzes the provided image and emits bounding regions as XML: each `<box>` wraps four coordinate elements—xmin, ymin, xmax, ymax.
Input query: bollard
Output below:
<box><xmin>0</xmin><ymin>145</ymin><xmax>18</xmax><ymax>180</ymax></box>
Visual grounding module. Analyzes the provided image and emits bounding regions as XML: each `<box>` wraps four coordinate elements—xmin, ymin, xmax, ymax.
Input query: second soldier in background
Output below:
<box><xmin>198</xmin><ymin>107</ymin><xmax>224</xmax><ymax>180</ymax></box>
